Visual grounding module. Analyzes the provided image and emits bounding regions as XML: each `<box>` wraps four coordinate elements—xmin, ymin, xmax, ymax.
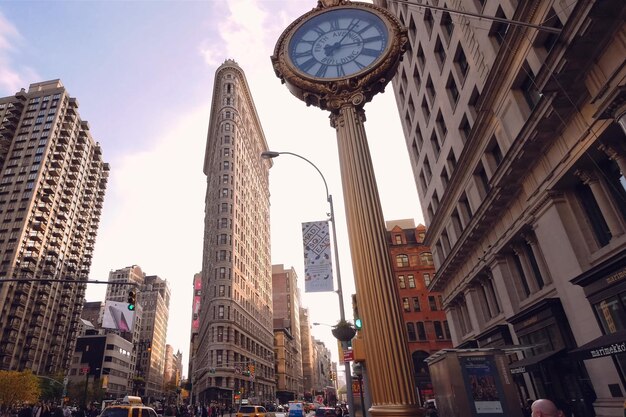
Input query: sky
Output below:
<box><xmin>0</xmin><ymin>0</ymin><xmax>424</xmax><ymax>375</ymax></box>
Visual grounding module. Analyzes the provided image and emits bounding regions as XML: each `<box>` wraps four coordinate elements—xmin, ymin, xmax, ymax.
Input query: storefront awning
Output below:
<box><xmin>508</xmin><ymin>349</ymin><xmax>563</xmax><ymax>375</ymax></box>
<box><xmin>569</xmin><ymin>330</ymin><xmax>626</xmax><ymax>361</ymax></box>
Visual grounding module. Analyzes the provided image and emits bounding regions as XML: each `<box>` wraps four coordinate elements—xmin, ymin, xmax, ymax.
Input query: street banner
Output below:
<box><xmin>302</xmin><ymin>221</ymin><xmax>334</xmax><ymax>293</ymax></box>
<box><xmin>192</xmin><ymin>273</ymin><xmax>202</xmax><ymax>333</ymax></box>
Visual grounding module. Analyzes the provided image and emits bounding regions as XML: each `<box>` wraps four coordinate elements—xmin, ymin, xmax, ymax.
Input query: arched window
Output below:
<box><xmin>396</xmin><ymin>254</ymin><xmax>409</xmax><ymax>267</ymax></box>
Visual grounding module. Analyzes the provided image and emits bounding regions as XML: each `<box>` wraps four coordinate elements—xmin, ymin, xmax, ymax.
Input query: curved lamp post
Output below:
<box><xmin>261</xmin><ymin>150</ymin><xmax>354</xmax><ymax>413</ymax></box>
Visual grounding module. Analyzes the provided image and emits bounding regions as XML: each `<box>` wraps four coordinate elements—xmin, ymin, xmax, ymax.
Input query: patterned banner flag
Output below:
<box><xmin>302</xmin><ymin>220</ymin><xmax>334</xmax><ymax>292</ymax></box>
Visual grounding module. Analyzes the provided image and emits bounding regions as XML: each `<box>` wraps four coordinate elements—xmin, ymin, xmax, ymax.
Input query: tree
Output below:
<box><xmin>0</xmin><ymin>370</ymin><xmax>41</xmax><ymax>411</ymax></box>
<box><xmin>39</xmin><ymin>372</ymin><xmax>64</xmax><ymax>403</ymax></box>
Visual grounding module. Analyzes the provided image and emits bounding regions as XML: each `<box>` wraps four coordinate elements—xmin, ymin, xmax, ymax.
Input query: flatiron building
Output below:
<box><xmin>194</xmin><ymin>59</ymin><xmax>274</xmax><ymax>405</ymax></box>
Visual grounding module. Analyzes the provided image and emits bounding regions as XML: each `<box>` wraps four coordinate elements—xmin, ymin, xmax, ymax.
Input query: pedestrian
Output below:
<box><xmin>522</xmin><ymin>399</ymin><xmax>533</xmax><ymax>417</ymax></box>
<box><xmin>530</xmin><ymin>399</ymin><xmax>564</xmax><ymax>417</ymax></box>
<box><xmin>18</xmin><ymin>404</ymin><xmax>33</xmax><ymax>417</ymax></box>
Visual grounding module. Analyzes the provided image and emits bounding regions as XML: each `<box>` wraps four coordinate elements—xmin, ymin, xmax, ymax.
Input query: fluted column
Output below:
<box><xmin>331</xmin><ymin>104</ymin><xmax>421</xmax><ymax>417</ymax></box>
<box><xmin>575</xmin><ymin>169</ymin><xmax>624</xmax><ymax>237</ymax></box>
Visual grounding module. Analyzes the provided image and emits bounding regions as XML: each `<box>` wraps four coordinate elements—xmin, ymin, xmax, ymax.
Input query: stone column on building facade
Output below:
<box><xmin>511</xmin><ymin>243</ymin><xmax>540</xmax><ymax>295</ymax></box>
<box><xmin>521</xmin><ymin>231</ymin><xmax>552</xmax><ymax>286</ymax></box>
<box><xmin>614</xmin><ymin>103</ymin><xmax>626</xmax><ymax>135</ymax></box>
<box><xmin>462</xmin><ymin>287</ymin><xmax>482</xmax><ymax>336</ymax></box>
<box><xmin>478</xmin><ymin>274</ymin><xmax>501</xmax><ymax>320</ymax></box>
<box><xmin>575</xmin><ymin>169</ymin><xmax>624</xmax><ymax>238</ymax></box>
<box><xmin>599</xmin><ymin>143</ymin><xmax>626</xmax><ymax>176</ymax></box>
<box><xmin>487</xmin><ymin>255</ymin><xmax>518</xmax><ymax>316</ymax></box>
<box><xmin>443</xmin><ymin>305</ymin><xmax>460</xmax><ymax>345</ymax></box>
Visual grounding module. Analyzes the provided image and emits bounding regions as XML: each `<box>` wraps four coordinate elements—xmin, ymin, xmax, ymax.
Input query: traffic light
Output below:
<box><xmin>352</xmin><ymin>294</ymin><xmax>362</xmax><ymax>330</ymax></box>
<box><xmin>127</xmin><ymin>290</ymin><xmax>136</xmax><ymax>311</ymax></box>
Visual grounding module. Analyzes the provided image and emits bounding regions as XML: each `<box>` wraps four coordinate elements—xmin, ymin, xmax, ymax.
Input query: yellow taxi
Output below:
<box><xmin>236</xmin><ymin>405</ymin><xmax>275</xmax><ymax>417</ymax></box>
<box><xmin>100</xmin><ymin>396</ymin><xmax>159</xmax><ymax>417</ymax></box>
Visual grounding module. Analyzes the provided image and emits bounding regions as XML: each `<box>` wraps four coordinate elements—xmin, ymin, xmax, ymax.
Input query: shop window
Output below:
<box><xmin>595</xmin><ymin>295</ymin><xmax>626</xmax><ymax>334</ymax></box>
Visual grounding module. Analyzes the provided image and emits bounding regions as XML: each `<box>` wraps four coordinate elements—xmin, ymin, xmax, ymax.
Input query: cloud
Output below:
<box><xmin>0</xmin><ymin>10</ymin><xmax>39</xmax><ymax>94</ymax></box>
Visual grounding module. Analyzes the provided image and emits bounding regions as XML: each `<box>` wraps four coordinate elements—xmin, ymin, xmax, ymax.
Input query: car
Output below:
<box><xmin>236</xmin><ymin>405</ymin><xmax>275</xmax><ymax>417</ymax></box>
<box><xmin>314</xmin><ymin>407</ymin><xmax>336</xmax><ymax>417</ymax></box>
<box><xmin>100</xmin><ymin>396</ymin><xmax>159</xmax><ymax>417</ymax></box>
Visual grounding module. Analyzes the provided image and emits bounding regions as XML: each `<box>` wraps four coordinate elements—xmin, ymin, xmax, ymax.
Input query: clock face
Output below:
<box><xmin>288</xmin><ymin>8</ymin><xmax>389</xmax><ymax>79</ymax></box>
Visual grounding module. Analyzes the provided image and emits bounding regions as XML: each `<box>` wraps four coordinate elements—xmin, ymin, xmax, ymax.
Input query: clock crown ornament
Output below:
<box><xmin>317</xmin><ymin>0</ymin><xmax>348</xmax><ymax>8</ymax></box>
<box><xmin>271</xmin><ymin>1</ymin><xmax>407</xmax><ymax>112</ymax></box>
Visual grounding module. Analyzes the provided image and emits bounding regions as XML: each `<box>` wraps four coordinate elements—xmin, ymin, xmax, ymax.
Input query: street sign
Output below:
<box><xmin>343</xmin><ymin>350</ymin><xmax>354</xmax><ymax>363</ymax></box>
<box><xmin>80</xmin><ymin>367</ymin><xmax>90</xmax><ymax>375</ymax></box>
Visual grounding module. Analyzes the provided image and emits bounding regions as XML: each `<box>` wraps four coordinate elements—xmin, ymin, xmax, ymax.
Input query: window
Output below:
<box><xmin>218</xmin><ymin>305</ymin><xmax>225</xmax><ymax>319</ymax></box>
<box><xmin>489</xmin><ymin>6</ymin><xmax>508</xmax><ymax>46</ymax></box>
<box><xmin>430</xmin><ymin>131</ymin><xmax>440</xmax><ymax>159</ymax></box>
<box><xmin>408</xmin><ymin>274</ymin><xmax>416</xmax><ymax>288</ymax></box>
<box><xmin>423</xmin><ymin>273</ymin><xmax>431</xmax><ymax>287</ymax></box>
<box><xmin>417</xmin><ymin>44</ymin><xmax>425</xmax><ymax>70</ymax></box>
<box><xmin>446</xmin><ymin>75</ymin><xmax>459</xmax><ymax>107</ymax></box>
<box><xmin>434</xmin><ymin>321</ymin><xmax>444</xmax><ymax>339</ymax></box>
<box><xmin>413</xmin><ymin>297</ymin><xmax>421</xmax><ymax>312</ymax></box>
<box><xmin>575</xmin><ymin>181</ymin><xmax>611</xmax><ymax>247</ymax></box>
<box><xmin>434</xmin><ymin>37</ymin><xmax>446</xmax><ymax>70</ymax></box>
<box><xmin>396</xmin><ymin>254</ymin><xmax>409</xmax><ymax>267</ymax></box>
<box><xmin>441</xmin><ymin>12</ymin><xmax>454</xmax><ymax>42</ymax></box>
<box><xmin>474</xmin><ymin>163</ymin><xmax>490</xmax><ymax>199</ymax></box>
<box><xmin>403</xmin><ymin>297</ymin><xmax>411</xmax><ymax>312</ymax></box>
<box><xmin>417</xmin><ymin>322</ymin><xmax>427</xmax><ymax>340</ymax></box>
<box><xmin>420</xmin><ymin>252</ymin><xmax>433</xmax><ymax>266</ymax></box>
<box><xmin>217</xmin><ymin>326</ymin><xmax>224</xmax><ymax>342</ymax></box>
<box><xmin>429</xmin><ymin>296</ymin><xmax>438</xmax><ymax>311</ymax></box>
<box><xmin>225</xmin><ymin>123</ymin><xmax>231</xmax><ymax>132</ymax></box>
<box><xmin>518</xmin><ymin>63</ymin><xmax>541</xmax><ymax>110</ymax></box>
<box><xmin>223</xmin><ymin>161</ymin><xmax>230</xmax><ymax>170</ymax></box>
<box><xmin>436</xmin><ymin>112</ymin><xmax>447</xmax><ymax>139</ymax></box>
<box><xmin>454</xmin><ymin>45</ymin><xmax>469</xmax><ymax>80</ymax></box>
<box><xmin>444</xmin><ymin>321</ymin><xmax>452</xmax><ymax>339</ymax></box>
<box><xmin>412</xmin><ymin>67</ymin><xmax>421</xmax><ymax>90</ymax></box>
<box><xmin>426</xmin><ymin>76</ymin><xmax>435</xmax><ymax>103</ymax></box>
<box><xmin>407</xmin><ymin>323</ymin><xmax>417</xmax><ymax>342</ymax></box>
<box><xmin>398</xmin><ymin>275</ymin><xmax>406</xmax><ymax>288</ymax></box>
<box><xmin>421</xmin><ymin>97</ymin><xmax>431</xmax><ymax>122</ymax></box>
<box><xmin>424</xmin><ymin>9</ymin><xmax>434</xmax><ymax>36</ymax></box>
<box><xmin>486</xmin><ymin>135</ymin><xmax>503</xmax><ymax>168</ymax></box>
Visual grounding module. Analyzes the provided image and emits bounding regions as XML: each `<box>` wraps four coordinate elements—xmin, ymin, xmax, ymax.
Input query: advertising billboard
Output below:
<box><xmin>192</xmin><ymin>273</ymin><xmax>202</xmax><ymax>333</ymax></box>
<box><xmin>102</xmin><ymin>300</ymin><xmax>135</xmax><ymax>332</ymax></box>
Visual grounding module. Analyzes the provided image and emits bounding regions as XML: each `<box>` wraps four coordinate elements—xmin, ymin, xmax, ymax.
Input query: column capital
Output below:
<box><xmin>574</xmin><ymin>168</ymin><xmax>598</xmax><ymax>185</ymax></box>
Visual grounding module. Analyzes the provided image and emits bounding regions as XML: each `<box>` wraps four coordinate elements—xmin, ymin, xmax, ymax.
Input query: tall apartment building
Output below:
<box><xmin>194</xmin><ymin>59</ymin><xmax>274</xmax><ymax>405</ymax></box>
<box><xmin>376</xmin><ymin>0</ymin><xmax>626</xmax><ymax>415</ymax></box>
<box><xmin>299</xmin><ymin>307</ymin><xmax>314</xmax><ymax>400</ymax></box>
<box><xmin>106</xmin><ymin>266</ymin><xmax>171</xmax><ymax>400</ymax></box>
<box><xmin>0</xmin><ymin>80</ymin><xmax>108</xmax><ymax>373</ymax></box>
<box><xmin>141</xmin><ymin>275</ymin><xmax>171</xmax><ymax>400</ymax></box>
<box><xmin>312</xmin><ymin>339</ymin><xmax>333</xmax><ymax>393</ymax></box>
<box><xmin>272</xmin><ymin>264</ymin><xmax>304</xmax><ymax>403</ymax></box>
<box><xmin>385</xmin><ymin>220</ymin><xmax>452</xmax><ymax>402</ymax></box>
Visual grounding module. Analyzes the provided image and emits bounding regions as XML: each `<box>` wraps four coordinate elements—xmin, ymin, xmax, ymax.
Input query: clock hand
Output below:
<box><xmin>324</xmin><ymin>19</ymin><xmax>361</xmax><ymax>56</ymax></box>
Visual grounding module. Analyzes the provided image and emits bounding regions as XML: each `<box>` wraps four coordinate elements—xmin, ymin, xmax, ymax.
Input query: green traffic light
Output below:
<box><xmin>355</xmin><ymin>318</ymin><xmax>362</xmax><ymax>330</ymax></box>
<box><xmin>128</xmin><ymin>304</ymin><xmax>135</xmax><ymax>311</ymax></box>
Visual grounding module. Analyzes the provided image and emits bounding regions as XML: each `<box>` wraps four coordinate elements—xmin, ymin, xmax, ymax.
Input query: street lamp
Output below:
<box><xmin>261</xmin><ymin>150</ymin><xmax>354</xmax><ymax>413</ymax></box>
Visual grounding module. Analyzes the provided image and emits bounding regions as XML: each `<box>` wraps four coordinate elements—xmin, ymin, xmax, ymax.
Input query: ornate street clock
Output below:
<box><xmin>271</xmin><ymin>0</ymin><xmax>407</xmax><ymax>111</ymax></box>
<box><xmin>271</xmin><ymin>1</ymin><xmax>421</xmax><ymax>416</ymax></box>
